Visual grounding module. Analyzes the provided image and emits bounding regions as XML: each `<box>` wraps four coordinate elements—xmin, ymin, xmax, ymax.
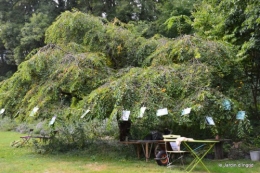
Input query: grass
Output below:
<box><xmin>0</xmin><ymin>131</ymin><xmax>260</xmax><ymax>173</ymax></box>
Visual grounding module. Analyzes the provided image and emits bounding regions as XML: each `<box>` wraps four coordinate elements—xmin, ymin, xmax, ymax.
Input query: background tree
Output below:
<box><xmin>14</xmin><ymin>12</ymin><xmax>54</xmax><ymax>64</ymax></box>
<box><xmin>0</xmin><ymin>0</ymin><xmax>58</xmax><ymax>64</ymax></box>
<box><xmin>192</xmin><ymin>0</ymin><xmax>260</xmax><ymax>120</ymax></box>
<box><xmin>154</xmin><ymin>0</ymin><xmax>198</xmax><ymax>38</ymax></box>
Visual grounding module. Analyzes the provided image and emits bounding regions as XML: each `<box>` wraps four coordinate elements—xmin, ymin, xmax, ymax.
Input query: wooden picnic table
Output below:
<box><xmin>32</xmin><ymin>135</ymin><xmax>52</xmax><ymax>143</ymax></box>
<box><xmin>120</xmin><ymin>140</ymin><xmax>164</xmax><ymax>162</ymax></box>
<box><xmin>120</xmin><ymin>138</ymin><xmax>231</xmax><ymax>163</ymax></box>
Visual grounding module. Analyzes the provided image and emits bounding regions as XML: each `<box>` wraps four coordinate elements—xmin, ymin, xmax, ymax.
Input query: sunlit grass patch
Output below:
<box><xmin>1</xmin><ymin>131</ymin><xmax>260</xmax><ymax>173</ymax></box>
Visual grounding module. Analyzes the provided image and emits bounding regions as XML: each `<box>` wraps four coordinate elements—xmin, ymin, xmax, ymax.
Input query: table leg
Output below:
<box><xmin>141</xmin><ymin>143</ymin><xmax>154</xmax><ymax>162</ymax></box>
<box><xmin>184</xmin><ymin>142</ymin><xmax>215</xmax><ymax>173</ymax></box>
<box><xmin>146</xmin><ymin>143</ymin><xmax>149</xmax><ymax>162</ymax></box>
<box><xmin>137</xmin><ymin>144</ymin><xmax>141</xmax><ymax>159</ymax></box>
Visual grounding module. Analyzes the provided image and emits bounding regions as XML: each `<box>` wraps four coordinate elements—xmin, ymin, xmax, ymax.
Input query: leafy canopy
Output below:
<box><xmin>0</xmin><ymin>11</ymin><xmax>251</xmax><ymax>139</ymax></box>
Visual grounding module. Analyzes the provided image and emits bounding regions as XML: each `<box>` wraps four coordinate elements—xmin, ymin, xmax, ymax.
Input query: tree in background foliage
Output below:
<box><xmin>192</xmin><ymin>0</ymin><xmax>260</xmax><ymax>121</ymax></box>
<box><xmin>154</xmin><ymin>0</ymin><xmax>198</xmax><ymax>38</ymax></box>
<box><xmin>0</xmin><ymin>0</ymin><xmax>58</xmax><ymax>64</ymax></box>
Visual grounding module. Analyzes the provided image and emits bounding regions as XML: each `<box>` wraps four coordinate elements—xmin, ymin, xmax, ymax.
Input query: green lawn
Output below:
<box><xmin>0</xmin><ymin>131</ymin><xmax>259</xmax><ymax>173</ymax></box>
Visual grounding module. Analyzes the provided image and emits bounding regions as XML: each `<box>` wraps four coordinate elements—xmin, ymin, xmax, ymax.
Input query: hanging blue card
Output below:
<box><xmin>223</xmin><ymin>99</ymin><xmax>231</xmax><ymax>110</ymax></box>
<box><xmin>236</xmin><ymin>111</ymin><xmax>245</xmax><ymax>120</ymax></box>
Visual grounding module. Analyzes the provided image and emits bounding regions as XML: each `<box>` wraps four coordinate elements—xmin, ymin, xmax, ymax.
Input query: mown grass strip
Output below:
<box><xmin>1</xmin><ymin>131</ymin><xmax>260</xmax><ymax>173</ymax></box>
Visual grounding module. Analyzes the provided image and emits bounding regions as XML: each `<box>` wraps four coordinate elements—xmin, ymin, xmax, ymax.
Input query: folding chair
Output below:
<box><xmin>163</xmin><ymin>135</ymin><xmax>188</xmax><ymax>167</ymax></box>
<box><xmin>20</xmin><ymin>129</ymin><xmax>34</xmax><ymax>146</ymax></box>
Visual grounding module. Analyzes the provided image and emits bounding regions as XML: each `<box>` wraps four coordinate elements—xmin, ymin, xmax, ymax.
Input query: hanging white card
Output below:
<box><xmin>0</xmin><ymin>108</ymin><xmax>5</xmax><ymax>114</ymax></box>
<box><xmin>156</xmin><ymin>108</ymin><xmax>168</xmax><ymax>116</ymax></box>
<box><xmin>236</xmin><ymin>111</ymin><xmax>245</xmax><ymax>120</ymax></box>
<box><xmin>205</xmin><ymin>116</ymin><xmax>215</xmax><ymax>125</ymax></box>
<box><xmin>49</xmin><ymin>115</ymin><xmax>57</xmax><ymax>125</ymax></box>
<box><xmin>29</xmin><ymin>106</ymin><xmax>39</xmax><ymax>117</ymax></box>
<box><xmin>80</xmin><ymin>109</ymin><xmax>90</xmax><ymax>118</ymax></box>
<box><xmin>181</xmin><ymin>108</ymin><xmax>191</xmax><ymax>116</ymax></box>
<box><xmin>122</xmin><ymin>110</ymin><xmax>130</xmax><ymax>121</ymax></box>
<box><xmin>138</xmin><ymin>107</ymin><xmax>146</xmax><ymax>118</ymax></box>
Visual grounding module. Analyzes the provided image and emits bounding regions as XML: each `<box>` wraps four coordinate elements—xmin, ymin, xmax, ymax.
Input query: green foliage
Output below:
<box><xmin>0</xmin><ymin>117</ymin><xmax>17</xmax><ymax>131</ymax></box>
<box><xmin>45</xmin><ymin>10</ymin><xmax>106</xmax><ymax>45</ymax></box>
<box><xmin>164</xmin><ymin>15</ymin><xmax>192</xmax><ymax>37</ymax></box>
<box><xmin>0</xmin><ymin>11</ymin><xmax>253</xmax><ymax>143</ymax></box>
<box><xmin>192</xmin><ymin>1</ymin><xmax>226</xmax><ymax>39</ymax></box>
<box><xmin>154</xmin><ymin>0</ymin><xmax>198</xmax><ymax>38</ymax></box>
<box><xmin>0</xmin><ymin>43</ymin><xmax>112</xmax><ymax>121</ymax></box>
<box><xmin>192</xmin><ymin>0</ymin><xmax>260</xmax><ymax>120</ymax></box>
<box><xmin>0</xmin><ymin>0</ymin><xmax>59</xmax><ymax>64</ymax></box>
<box><xmin>33</xmin><ymin>115</ymin><xmax>119</xmax><ymax>152</ymax></box>
<box><xmin>13</xmin><ymin>12</ymin><xmax>53</xmax><ymax>64</ymax></box>
<box><xmin>0</xmin><ymin>22</ymin><xmax>22</xmax><ymax>50</ymax></box>
<box><xmin>46</xmin><ymin>11</ymin><xmax>160</xmax><ymax>68</ymax></box>
<box><xmin>0</xmin><ymin>70</ymin><xmax>15</xmax><ymax>82</ymax></box>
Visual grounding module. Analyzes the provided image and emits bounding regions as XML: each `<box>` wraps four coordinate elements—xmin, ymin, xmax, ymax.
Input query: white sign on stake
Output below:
<box><xmin>138</xmin><ymin>107</ymin><xmax>146</xmax><ymax>118</ymax></box>
<box><xmin>181</xmin><ymin>108</ymin><xmax>191</xmax><ymax>116</ymax></box>
<box><xmin>80</xmin><ymin>109</ymin><xmax>90</xmax><ymax>118</ymax></box>
<box><xmin>156</xmin><ymin>108</ymin><xmax>168</xmax><ymax>116</ymax></box>
<box><xmin>122</xmin><ymin>110</ymin><xmax>130</xmax><ymax>121</ymax></box>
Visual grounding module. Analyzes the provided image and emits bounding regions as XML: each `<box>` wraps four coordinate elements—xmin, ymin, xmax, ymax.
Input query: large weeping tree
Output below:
<box><xmin>0</xmin><ymin>11</ymin><xmax>251</xmax><ymax>140</ymax></box>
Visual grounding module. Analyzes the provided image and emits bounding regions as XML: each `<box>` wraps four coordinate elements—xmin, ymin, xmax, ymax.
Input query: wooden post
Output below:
<box><xmin>214</xmin><ymin>141</ymin><xmax>224</xmax><ymax>159</ymax></box>
<box><xmin>214</xmin><ymin>138</ymin><xmax>231</xmax><ymax>160</ymax></box>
